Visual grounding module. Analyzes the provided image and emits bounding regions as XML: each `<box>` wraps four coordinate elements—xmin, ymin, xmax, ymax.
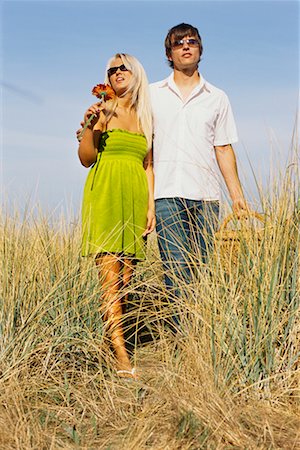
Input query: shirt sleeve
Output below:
<box><xmin>213</xmin><ymin>92</ymin><xmax>238</xmax><ymax>146</ymax></box>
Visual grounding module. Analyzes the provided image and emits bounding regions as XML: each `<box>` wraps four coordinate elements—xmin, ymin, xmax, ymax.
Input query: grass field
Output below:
<box><xmin>0</xmin><ymin>171</ymin><xmax>299</xmax><ymax>449</ymax></box>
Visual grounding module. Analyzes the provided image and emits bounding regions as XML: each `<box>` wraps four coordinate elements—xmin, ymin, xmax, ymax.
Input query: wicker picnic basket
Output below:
<box><xmin>214</xmin><ymin>211</ymin><xmax>265</xmax><ymax>272</ymax></box>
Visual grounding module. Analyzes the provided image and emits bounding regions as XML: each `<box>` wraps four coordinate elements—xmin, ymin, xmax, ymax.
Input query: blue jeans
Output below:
<box><xmin>155</xmin><ymin>197</ymin><xmax>219</xmax><ymax>297</ymax></box>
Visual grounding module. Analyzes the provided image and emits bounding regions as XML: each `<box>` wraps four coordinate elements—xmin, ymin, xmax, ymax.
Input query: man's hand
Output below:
<box><xmin>232</xmin><ymin>197</ymin><xmax>249</xmax><ymax>217</ymax></box>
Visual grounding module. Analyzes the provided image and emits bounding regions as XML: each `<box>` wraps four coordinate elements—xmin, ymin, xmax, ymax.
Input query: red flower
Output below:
<box><xmin>92</xmin><ymin>84</ymin><xmax>115</xmax><ymax>101</ymax></box>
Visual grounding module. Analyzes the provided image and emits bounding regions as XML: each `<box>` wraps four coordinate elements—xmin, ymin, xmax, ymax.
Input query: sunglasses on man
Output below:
<box><xmin>171</xmin><ymin>38</ymin><xmax>199</xmax><ymax>49</ymax></box>
<box><xmin>107</xmin><ymin>64</ymin><xmax>129</xmax><ymax>77</ymax></box>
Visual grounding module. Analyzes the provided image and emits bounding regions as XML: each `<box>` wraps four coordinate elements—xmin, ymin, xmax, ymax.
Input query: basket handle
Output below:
<box><xmin>219</xmin><ymin>211</ymin><xmax>265</xmax><ymax>232</ymax></box>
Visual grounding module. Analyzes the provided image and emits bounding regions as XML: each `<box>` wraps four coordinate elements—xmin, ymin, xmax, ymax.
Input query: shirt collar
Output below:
<box><xmin>158</xmin><ymin>72</ymin><xmax>210</xmax><ymax>94</ymax></box>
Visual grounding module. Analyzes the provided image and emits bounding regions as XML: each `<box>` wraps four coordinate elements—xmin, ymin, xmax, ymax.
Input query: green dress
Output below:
<box><xmin>81</xmin><ymin>129</ymin><xmax>149</xmax><ymax>260</ymax></box>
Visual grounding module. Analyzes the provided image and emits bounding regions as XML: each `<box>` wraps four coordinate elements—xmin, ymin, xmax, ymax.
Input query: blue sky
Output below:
<box><xmin>1</xmin><ymin>0</ymin><xmax>299</xmax><ymax>216</ymax></box>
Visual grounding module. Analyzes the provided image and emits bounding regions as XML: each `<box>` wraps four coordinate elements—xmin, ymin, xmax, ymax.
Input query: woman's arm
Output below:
<box><xmin>78</xmin><ymin>104</ymin><xmax>102</xmax><ymax>168</ymax></box>
<box><xmin>143</xmin><ymin>149</ymin><xmax>156</xmax><ymax>236</ymax></box>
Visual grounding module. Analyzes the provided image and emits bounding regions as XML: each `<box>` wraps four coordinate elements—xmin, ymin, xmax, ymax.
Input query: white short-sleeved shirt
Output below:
<box><xmin>150</xmin><ymin>74</ymin><xmax>238</xmax><ymax>201</ymax></box>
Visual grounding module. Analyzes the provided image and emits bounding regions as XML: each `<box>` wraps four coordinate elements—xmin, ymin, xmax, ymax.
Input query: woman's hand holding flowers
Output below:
<box><xmin>78</xmin><ymin>84</ymin><xmax>115</xmax><ymax>140</ymax></box>
<box><xmin>83</xmin><ymin>103</ymin><xmax>102</xmax><ymax>129</ymax></box>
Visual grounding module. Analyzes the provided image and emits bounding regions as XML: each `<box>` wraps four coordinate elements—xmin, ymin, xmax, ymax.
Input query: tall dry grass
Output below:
<box><xmin>0</xmin><ymin>170</ymin><xmax>299</xmax><ymax>449</ymax></box>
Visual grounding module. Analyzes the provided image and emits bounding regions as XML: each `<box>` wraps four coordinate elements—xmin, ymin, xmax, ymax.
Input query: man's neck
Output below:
<box><xmin>173</xmin><ymin>66</ymin><xmax>200</xmax><ymax>86</ymax></box>
<box><xmin>173</xmin><ymin>68</ymin><xmax>200</xmax><ymax>100</ymax></box>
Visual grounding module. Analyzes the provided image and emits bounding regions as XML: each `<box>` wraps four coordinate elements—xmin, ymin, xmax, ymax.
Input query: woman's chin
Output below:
<box><xmin>113</xmin><ymin>85</ymin><xmax>129</xmax><ymax>96</ymax></box>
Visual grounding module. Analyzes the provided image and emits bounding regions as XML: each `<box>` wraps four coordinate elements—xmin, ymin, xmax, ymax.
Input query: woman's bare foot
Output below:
<box><xmin>116</xmin><ymin>359</ymin><xmax>138</xmax><ymax>379</ymax></box>
<box><xmin>116</xmin><ymin>367</ymin><xmax>138</xmax><ymax>379</ymax></box>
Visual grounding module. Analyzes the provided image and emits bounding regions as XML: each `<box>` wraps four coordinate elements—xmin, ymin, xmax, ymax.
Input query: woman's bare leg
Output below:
<box><xmin>121</xmin><ymin>259</ymin><xmax>136</xmax><ymax>353</ymax></box>
<box><xmin>122</xmin><ymin>258</ymin><xmax>135</xmax><ymax>307</ymax></box>
<box><xmin>96</xmin><ymin>254</ymin><xmax>135</xmax><ymax>376</ymax></box>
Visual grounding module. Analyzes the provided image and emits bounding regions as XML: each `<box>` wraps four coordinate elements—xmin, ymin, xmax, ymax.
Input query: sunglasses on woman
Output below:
<box><xmin>107</xmin><ymin>64</ymin><xmax>129</xmax><ymax>77</ymax></box>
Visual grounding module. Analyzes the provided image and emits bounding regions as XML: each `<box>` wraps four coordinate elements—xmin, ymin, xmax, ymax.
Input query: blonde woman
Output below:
<box><xmin>78</xmin><ymin>53</ymin><xmax>155</xmax><ymax>379</ymax></box>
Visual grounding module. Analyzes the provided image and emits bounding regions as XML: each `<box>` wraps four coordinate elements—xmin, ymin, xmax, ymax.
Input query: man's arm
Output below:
<box><xmin>215</xmin><ymin>144</ymin><xmax>248</xmax><ymax>213</ymax></box>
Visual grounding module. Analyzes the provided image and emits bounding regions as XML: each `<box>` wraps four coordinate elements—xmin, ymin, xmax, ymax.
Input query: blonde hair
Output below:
<box><xmin>104</xmin><ymin>53</ymin><xmax>153</xmax><ymax>150</ymax></box>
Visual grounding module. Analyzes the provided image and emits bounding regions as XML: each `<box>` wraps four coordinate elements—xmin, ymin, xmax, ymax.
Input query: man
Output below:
<box><xmin>150</xmin><ymin>23</ymin><xmax>247</xmax><ymax>299</ymax></box>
